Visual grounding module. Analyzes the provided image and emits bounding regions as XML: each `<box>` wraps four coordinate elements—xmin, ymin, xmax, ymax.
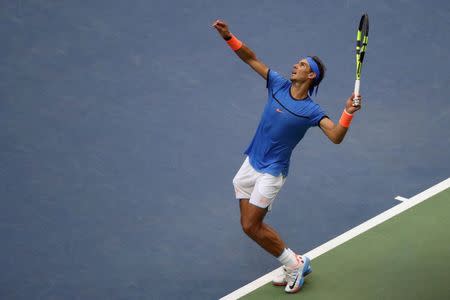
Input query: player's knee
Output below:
<box><xmin>241</xmin><ymin>218</ymin><xmax>260</xmax><ymax>237</ymax></box>
<box><xmin>241</xmin><ymin>221</ymin><xmax>254</xmax><ymax>236</ymax></box>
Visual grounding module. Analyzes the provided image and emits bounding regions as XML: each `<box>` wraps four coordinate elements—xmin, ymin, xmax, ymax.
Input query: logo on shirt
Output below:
<box><xmin>276</xmin><ymin>108</ymin><xmax>283</xmax><ymax>113</ymax></box>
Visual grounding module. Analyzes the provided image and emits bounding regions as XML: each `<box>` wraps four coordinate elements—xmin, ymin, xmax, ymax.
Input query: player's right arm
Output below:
<box><xmin>213</xmin><ymin>19</ymin><xmax>269</xmax><ymax>80</ymax></box>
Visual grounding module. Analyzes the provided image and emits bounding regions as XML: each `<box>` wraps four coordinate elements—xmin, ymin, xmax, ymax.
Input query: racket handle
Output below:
<box><xmin>353</xmin><ymin>79</ymin><xmax>360</xmax><ymax>106</ymax></box>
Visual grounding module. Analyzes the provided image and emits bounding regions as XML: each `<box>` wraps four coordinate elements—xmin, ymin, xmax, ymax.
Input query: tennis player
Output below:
<box><xmin>212</xmin><ymin>20</ymin><xmax>362</xmax><ymax>294</ymax></box>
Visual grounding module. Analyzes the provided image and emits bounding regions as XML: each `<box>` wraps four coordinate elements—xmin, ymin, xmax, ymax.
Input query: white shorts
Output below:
<box><xmin>232</xmin><ymin>156</ymin><xmax>286</xmax><ymax>211</ymax></box>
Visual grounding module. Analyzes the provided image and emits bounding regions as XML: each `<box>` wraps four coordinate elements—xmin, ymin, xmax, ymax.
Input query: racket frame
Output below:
<box><xmin>353</xmin><ymin>14</ymin><xmax>369</xmax><ymax>106</ymax></box>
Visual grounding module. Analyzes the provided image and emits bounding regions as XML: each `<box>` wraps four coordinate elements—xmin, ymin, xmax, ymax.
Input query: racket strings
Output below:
<box><xmin>355</xmin><ymin>15</ymin><xmax>369</xmax><ymax>79</ymax></box>
<box><xmin>355</xmin><ymin>14</ymin><xmax>369</xmax><ymax>85</ymax></box>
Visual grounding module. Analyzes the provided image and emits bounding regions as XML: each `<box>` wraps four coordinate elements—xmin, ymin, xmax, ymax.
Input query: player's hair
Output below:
<box><xmin>311</xmin><ymin>56</ymin><xmax>326</xmax><ymax>86</ymax></box>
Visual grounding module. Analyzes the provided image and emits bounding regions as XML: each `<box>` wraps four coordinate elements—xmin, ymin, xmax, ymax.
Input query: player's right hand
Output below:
<box><xmin>345</xmin><ymin>93</ymin><xmax>362</xmax><ymax>114</ymax></box>
<box><xmin>212</xmin><ymin>19</ymin><xmax>232</xmax><ymax>40</ymax></box>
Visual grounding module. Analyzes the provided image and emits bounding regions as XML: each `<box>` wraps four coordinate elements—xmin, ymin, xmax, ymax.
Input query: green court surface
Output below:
<box><xmin>241</xmin><ymin>188</ymin><xmax>450</xmax><ymax>300</ymax></box>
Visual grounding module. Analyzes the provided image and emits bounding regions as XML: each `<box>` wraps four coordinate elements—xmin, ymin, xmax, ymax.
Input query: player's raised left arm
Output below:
<box><xmin>319</xmin><ymin>93</ymin><xmax>362</xmax><ymax>144</ymax></box>
<box><xmin>212</xmin><ymin>19</ymin><xmax>269</xmax><ymax>80</ymax></box>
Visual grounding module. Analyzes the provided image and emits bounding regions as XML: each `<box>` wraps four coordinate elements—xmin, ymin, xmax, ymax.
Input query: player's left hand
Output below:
<box><xmin>345</xmin><ymin>93</ymin><xmax>362</xmax><ymax>114</ymax></box>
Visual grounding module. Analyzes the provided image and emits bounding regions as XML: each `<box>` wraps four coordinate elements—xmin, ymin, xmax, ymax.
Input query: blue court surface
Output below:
<box><xmin>1</xmin><ymin>1</ymin><xmax>449</xmax><ymax>299</ymax></box>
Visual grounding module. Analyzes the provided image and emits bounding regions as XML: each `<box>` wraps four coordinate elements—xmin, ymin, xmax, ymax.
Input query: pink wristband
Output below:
<box><xmin>339</xmin><ymin>109</ymin><xmax>353</xmax><ymax>128</ymax></box>
<box><xmin>226</xmin><ymin>34</ymin><xmax>243</xmax><ymax>51</ymax></box>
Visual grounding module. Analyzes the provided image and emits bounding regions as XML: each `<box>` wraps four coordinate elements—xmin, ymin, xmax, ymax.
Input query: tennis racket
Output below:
<box><xmin>353</xmin><ymin>13</ymin><xmax>369</xmax><ymax>106</ymax></box>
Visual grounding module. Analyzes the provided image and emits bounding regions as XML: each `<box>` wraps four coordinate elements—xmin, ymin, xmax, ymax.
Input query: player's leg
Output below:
<box><xmin>239</xmin><ymin>197</ymin><xmax>310</xmax><ymax>292</ymax></box>
<box><xmin>239</xmin><ymin>199</ymin><xmax>285</xmax><ymax>256</ymax></box>
<box><xmin>243</xmin><ymin>173</ymin><xmax>311</xmax><ymax>293</ymax></box>
<box><xmin>240</xmin><ymin>172</ymin><xmax>288</xmax><ymax>255</ymax></box>
<box><xmin>232</xmin><ymin>158</ymin><xmax>311</xmax><ymax>293</ymax></box>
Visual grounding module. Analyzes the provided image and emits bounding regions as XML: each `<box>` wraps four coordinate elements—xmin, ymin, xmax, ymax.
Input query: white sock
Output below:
<box><xmin>277</xmin><ymin>248</ymin><xmax>299</xmax><ymax>268</ymax></box>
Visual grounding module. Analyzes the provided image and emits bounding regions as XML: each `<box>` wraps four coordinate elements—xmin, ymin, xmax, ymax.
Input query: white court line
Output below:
<box><xmin>220</xmin><ymin>177</ymin><xmax>450</xmax><ymax>300</ymax></box>
<box><xmin>395</xmin><ymin>195</ymin><xmax>409</xmax><ymax>202</ymax></box>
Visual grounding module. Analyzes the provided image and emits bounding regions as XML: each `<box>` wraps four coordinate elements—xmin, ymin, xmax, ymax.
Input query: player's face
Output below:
<box><xmin>290</xmin><ymin>58</ymin><xmax>314</xmax><ymax>82</ymax></box>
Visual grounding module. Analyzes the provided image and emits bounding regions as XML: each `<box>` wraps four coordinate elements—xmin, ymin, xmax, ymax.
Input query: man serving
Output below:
<box><xmin>213</xmin><ymin>19</ymin><xmax>362</xmax><ymax>294</ymax></box>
